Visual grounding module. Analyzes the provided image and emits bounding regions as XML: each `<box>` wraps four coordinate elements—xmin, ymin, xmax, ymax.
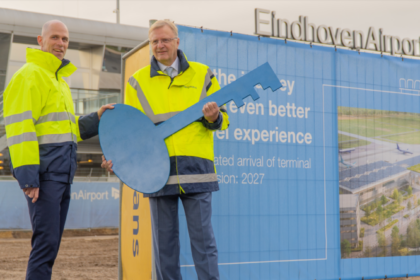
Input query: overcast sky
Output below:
<box><xmin>1</xmin><ymin>0</ymin><xmax>420</xmax><ymax>40</ymax></box>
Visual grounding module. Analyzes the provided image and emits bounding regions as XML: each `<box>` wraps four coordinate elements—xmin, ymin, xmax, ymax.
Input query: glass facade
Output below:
<box><xmin>74</xmin><ymin>154</ymin><xmax>114</xmax><ymax>181</ymax></box>
<box><xmin>71</xmin><ymin>89</ymin><xmax>120</xmax><ymax>115</ymax></box>
<box><xmin>102</xmin><ymin>45</ymin><xmax>131</xmax><ymax>73</ymax></box>
<box><xmin>0</xmin><ymin>33</ymin><xmax>12</xmax><ymax>92</ymax></box>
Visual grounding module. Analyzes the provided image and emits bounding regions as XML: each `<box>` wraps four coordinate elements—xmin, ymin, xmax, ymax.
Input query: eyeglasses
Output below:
<box><xmin>151</xmin><ymin>37</ymin><xmax>178</xmax><ymax>46</ymax></box>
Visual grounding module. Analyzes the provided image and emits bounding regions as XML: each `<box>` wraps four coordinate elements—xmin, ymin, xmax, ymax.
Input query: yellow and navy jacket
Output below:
<box><xmin>125</xmin><ymin>50</ymin><xmax>229</xmax><ymax>197</ymax></box>
<box><xmin>4</xmin><ymin>48</ymin><xmax>99</xmax><ymax>189</ymax></box>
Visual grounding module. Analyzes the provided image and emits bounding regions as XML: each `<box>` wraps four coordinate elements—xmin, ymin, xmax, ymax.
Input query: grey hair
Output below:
<box><xmin>149</xmin><ymin>20</ymin><xmax>178</xmax><ymax>37</ymax></box>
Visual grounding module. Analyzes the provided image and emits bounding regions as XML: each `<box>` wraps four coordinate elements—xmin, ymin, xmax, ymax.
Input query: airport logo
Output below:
<box><xmin>112</xmin><ymin>187</ymin><xmax>120</xmax><ymax>199</ymax></box>
<box><xmin>71</xmin><ymin>190</ymin><xmax>109</xmax><ymax>202</ymax></box>
<box><xmin>255</xmin><ymin>8</ymin><xmax>420</xmax><ymax>57</ymax></box>
<box><xmin>399</xmin><ymin>78</ymin><xmax>420</xmax><ymax>94</ymax></box>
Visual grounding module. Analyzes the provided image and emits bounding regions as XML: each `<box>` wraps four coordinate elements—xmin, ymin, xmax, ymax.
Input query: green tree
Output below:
<box><xmin>376</xmin><ymin>204</ymin><xmax>383</xmax><ymax>215</ymax></box>
<box><xmin>393</xmin><ymin>188</ymin><xmax>399</xmax><ymax>200</ymax></box>
<box><xmin>408</xmin><ymin>200</ymin><xmax>412</xmax><ymax>211</ymax></box>
<box><xmin>407</xmin><ymin>220</ymin><xmax>420</xmax><ymax>249</ymax></box>
<box><xmin>408</xmin><ymin>186</ymin><xmax>413</xmax><ymax>195</ymax></box>
<box><xmin>391</xmin><ymin>226</ymin><xmax>401</xmax><ymax>256</ymax></box>
<box><xmin>400</xmin><ymin>234</ymin><xmax>407</xmax><ymax>248</ymax></box>
<box><xmin>379</xmin><ymin>212</ymin><xmax>385</xmax><ymax>227</ymax></box>
<box><xmin>377</xmin><ymin>231</ymin><xmax>387</xmax><ymax>257</ymax></box>
<box><xmin>381</xmin><ymin>195</ymin><xmax>387</xmax><ymax>205</ymax></box>
<box><xmin>364</xmin><ymin>246</ymin><xmax>373</xmax><ymax>258</ymax></box>
<box><xmin>414</xmin><ymin>194</ymin><xmax>418</xmax><ymax>206</ymax></box>
<box><xmin>365</xmin><ymin>206</ymin><xmax>371</xmax><ymax>217</ymax></box>
<box><xmin>397</xmin><ymin>194</ymin><xmax>403</xmax><ymax>206</ymax></box>
<box><xmin>341</xmin><ymin>239</ymin><xmax>351</xmax><ymax>258</ymax></box>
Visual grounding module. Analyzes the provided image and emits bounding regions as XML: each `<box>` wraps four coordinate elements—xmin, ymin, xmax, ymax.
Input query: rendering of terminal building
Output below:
<box><xmin>338</xmin><ymin>106</ymin><xmax>420</xmax><ymax>257</ymax></box>
<box><xmin>339</xmin><ymin>159</ymin><xmax>413</xmax><ymax>204</ymax></box>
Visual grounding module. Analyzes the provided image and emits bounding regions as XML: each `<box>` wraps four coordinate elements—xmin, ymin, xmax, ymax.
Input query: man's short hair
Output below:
<box><xmin>149</xmin><ymin>20</ymin><xmax>178</xmax><ymax>37</ymax></box>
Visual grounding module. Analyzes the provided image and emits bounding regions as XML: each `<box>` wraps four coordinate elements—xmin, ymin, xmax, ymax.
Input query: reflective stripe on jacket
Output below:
<box><xmin>125</xmin><ymin>50</ymin><xmax>229</xmax><ymax>197</ymax></box>
<box><xmin>4</xmin><ymin>48</ymin><xmax>99</xmax><ymax>189</ymax></box>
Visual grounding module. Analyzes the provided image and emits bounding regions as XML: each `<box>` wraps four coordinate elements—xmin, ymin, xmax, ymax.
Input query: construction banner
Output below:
<box><xmin>175</xmin><ymin>25</ymin><xmax>420</xmax><ymax>280</ymax></box>
<box><xmin>119</xmin><ymin>25</ymin><xmax>420</xmax><ymax>280</ymax></box>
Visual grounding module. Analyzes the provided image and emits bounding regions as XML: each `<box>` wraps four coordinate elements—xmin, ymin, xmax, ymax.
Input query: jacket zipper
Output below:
<box><xmin>168</xmin><ymin>77</ymin><xmax>174</xmax><ymax>89</ymax></box>
<box><xmin>164</xmin><ymin>71</ymin><xmax>184</xmax><ymax>194</ymax></box>
<box><xmin>55</xmin><ymin>64</ymin><xmax>74</xmax><ymax>142</ymax></box>
<box><xmin>167</xmin><ymin>70</ymin><xmax>182</xmax><ymax>89</ymax></box>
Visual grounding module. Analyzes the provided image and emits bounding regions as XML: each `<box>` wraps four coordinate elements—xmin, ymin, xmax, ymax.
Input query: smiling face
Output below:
<box><xmin>37</xmin><ymin>21</ymin><xmax>69</xmax><ymax>60</ymax></box>
<box><xmin>149</xmin><ymin>25</ymin><xmax>179</xmax><ymax>66</ymax></box>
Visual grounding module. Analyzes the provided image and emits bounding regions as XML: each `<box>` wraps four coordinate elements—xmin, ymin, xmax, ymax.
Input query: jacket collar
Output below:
<box><xmin>150</xmin><ymin>49</ymin><xmax>189</xmax><ymax>78</ymax></box>
<box><xmin>26</xmin><ymin>48</ymin><xmax>77</xmax><ymax>77</ymax></box>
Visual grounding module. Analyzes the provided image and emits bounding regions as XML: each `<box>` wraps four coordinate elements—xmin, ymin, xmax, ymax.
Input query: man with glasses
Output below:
<box><xmin>102</xmin><ymin>20</ymin><xmax>228</xmax><ymax>279</ymax></box>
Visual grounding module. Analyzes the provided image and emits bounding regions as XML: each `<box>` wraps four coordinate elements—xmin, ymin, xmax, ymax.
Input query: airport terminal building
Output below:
<box><xmin>0</xmin><ymin>8</ymin><xmax>148</xmax><ymax>181</ymax></box>
<box><xmin>339</xmin><ymin>160</ymin><xmax>412</xmax><ymax>205</ymax></box>
<box><xmin>339</xmin><ymin>194</ymin><xmax>361</xmax><ymax>248</ymax></box>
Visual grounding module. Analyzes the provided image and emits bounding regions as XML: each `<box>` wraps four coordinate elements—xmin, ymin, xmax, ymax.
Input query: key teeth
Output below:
<box><xmin>234</xmin><ymin>98</ymin><xmax>245</xmax><ymax>108</ymax></box>
<box><xmin>261</xmin><ymin>81</ymin><xmax>282</xmax><ymax>92</ymax></box>
<box><xmin>250</xmin><ymin>89</ymin><xmax>260</xmax><ymax>101</ymax></box>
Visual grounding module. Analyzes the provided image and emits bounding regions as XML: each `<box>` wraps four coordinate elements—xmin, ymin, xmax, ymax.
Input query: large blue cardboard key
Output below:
<box><xmin>99</xmin><ymin>62</ymin><xmax>281</xmax><ymax>193</ymax></box>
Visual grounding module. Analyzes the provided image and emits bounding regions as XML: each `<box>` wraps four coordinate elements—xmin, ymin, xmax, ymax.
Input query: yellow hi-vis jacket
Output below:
<box><xmin>125</xmin><ymin>50</ymin><xmax>229</xmax><ymax>197</ymax></box>
<box><xmin>4</xmin><ymin>48</ymin><xmax>99</xmax><ymax>189</ymax></box>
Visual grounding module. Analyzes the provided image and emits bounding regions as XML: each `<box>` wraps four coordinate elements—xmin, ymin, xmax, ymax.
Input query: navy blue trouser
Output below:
<box><xmin>25</xmin><ymin>181</ymin><xmax>71</xmax><ymax>280</ymax></box>
<box><xmin>149</xmin><ymin>192</ymin><xmax>219</xmax><ymax>280</ymax></box>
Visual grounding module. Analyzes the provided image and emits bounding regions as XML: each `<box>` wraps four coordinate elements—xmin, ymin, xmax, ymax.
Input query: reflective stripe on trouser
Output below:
<box><xmin>149</xmin><ymin>192</ymin><xmax>219</xmax><ymax>280</ymax></box>
<box><xmin>25</xmin><ymin>181</ymin><xmax>71</xmax><ymax>280</ymax></box>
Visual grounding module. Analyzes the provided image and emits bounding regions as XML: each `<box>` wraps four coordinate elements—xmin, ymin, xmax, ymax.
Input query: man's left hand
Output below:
<box><xmin>202</xmin><ymin>102</ymin><xmax>219</xmax><ymax>123</ymax></box>
<box><xmin>24</xmin><ymin>187</ymin><xmax>39</xmax><ymax>203</ymax></box>
<box><xmin>97</xmin><ymin>103</ymin><xmax>116</xmax><ymax>120</ymax></box>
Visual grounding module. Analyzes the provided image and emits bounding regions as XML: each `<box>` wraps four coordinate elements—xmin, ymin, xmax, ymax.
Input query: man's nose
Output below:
<box><xmin>157</xmin><ymin>40</ymin><xmax>165</xmax><ymax>48</ymax></box>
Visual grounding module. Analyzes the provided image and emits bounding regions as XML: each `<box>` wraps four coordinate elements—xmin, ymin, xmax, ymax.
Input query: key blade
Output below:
<box><xmin>156</xmin><ymin>62</ymin><xmax>282</xmax><ymax>139</ymax></box>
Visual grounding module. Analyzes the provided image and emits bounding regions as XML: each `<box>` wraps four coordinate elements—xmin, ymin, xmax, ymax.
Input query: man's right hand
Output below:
<box><xmin>24</xmin><ymin>187</ymin><xmax>39</xmax><ymax>203</ymax></box>
<box><xmin>101</xmin><ymin>155</ymin><xmax>113</xmax><ymax>172</ymax></box>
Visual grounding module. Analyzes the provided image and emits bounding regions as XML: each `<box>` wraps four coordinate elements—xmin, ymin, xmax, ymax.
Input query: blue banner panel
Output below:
<box><xmin>175</xmin><ymin>25</ymin><xmax>420</xmax><ymax>280</ymax></box>
<box><xmin>0</xmin><ymin>181</ymin><xmax>119</xmax><ymax>229</ymax></box>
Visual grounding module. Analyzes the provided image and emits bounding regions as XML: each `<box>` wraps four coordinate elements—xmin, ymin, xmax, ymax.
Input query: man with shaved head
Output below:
<box><xmin>3</xmin><ymin>20</ymin><xmax>114</xmax><ymax>280</ymax></box>
<box><xmin>39</xmin><ymin>20</ymin><xmax>69</xmax><ymax>60</ymax></box>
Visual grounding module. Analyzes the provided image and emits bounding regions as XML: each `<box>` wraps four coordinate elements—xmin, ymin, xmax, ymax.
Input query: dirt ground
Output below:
<box><xmin>1</xmin><ymin>234</ymin><xmax>420</xmax><ymax>280</ymax></box>
<box><xmin>0</xmin><ymin>235</ymin><xmax>118</xmax><ymax>280</ymax></box>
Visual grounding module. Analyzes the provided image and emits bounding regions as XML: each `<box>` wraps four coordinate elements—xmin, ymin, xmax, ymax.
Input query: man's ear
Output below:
<box><xmin>37</xmin><ymin>35</ymin><xmax>43</xmax><ymax>48</ymax></box>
